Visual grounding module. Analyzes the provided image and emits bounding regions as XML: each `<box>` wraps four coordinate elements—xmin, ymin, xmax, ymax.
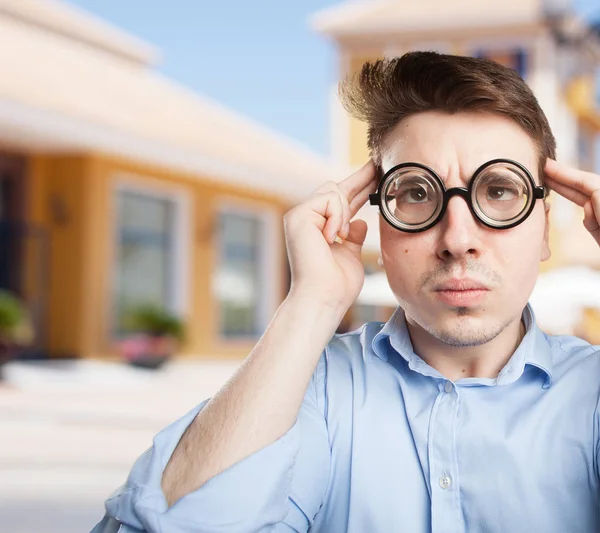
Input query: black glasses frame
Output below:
<box><xmin>369</xmin><ymin>158</ymin><xmax>546</xmax><ymax>233</ymax></box>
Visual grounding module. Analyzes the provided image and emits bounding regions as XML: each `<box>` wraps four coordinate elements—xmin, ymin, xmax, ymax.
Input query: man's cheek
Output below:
<box><xmin>389</xmin><ymin>266</ymin><xmax>418</xmax><ymax>296</ymax></box>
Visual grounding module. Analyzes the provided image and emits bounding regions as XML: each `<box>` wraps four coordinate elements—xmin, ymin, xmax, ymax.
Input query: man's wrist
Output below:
<box><xmin>285</xmin><ymin>288</ymin><xmax>350</xmax><ymax>326</ymax></box>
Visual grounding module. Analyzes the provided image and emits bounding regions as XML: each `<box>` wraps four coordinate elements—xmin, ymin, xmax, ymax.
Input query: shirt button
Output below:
<box><xmin>439</xmin><ymin>475</ymin><xmax>452</xmax><ymax>489</ymax></box>
<box><xmin>444</xmin><ymin>381</ymin><xmax>453</xmax><ymax>393</ymax></box>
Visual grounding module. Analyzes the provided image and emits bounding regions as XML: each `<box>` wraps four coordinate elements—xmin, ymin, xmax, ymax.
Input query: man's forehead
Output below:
<box><xmin>379</xmin><ymin>115</ymin><xmax>538</xmax><ymax>179</ymax></box>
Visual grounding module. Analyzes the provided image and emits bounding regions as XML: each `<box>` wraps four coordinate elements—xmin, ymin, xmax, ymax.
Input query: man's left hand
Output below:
<box><xmin>544</xmin><ymin>158</ymin><xmax>600</xmax><ymax>247</ymax></box>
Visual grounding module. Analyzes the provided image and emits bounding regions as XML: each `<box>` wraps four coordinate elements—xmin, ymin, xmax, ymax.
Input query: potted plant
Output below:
<box><xmin>0</xmin><ymin>290</ymin><xmax>34</xmax><ymax>378</ymax></box>
<box><xmin>118</xmin><ymin>304</ymin><xmax>185</xmax><ymax>369</ymax></box>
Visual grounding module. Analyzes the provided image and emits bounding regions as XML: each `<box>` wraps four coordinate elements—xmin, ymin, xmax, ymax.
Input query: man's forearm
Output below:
<box><xmin>161</xmin><ymin>292</ymin><xmax>345</xmax><ymax>506</ymax></box>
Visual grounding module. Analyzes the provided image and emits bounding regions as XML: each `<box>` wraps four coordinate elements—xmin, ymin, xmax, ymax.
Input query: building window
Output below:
<box><xmin>474</xmin><ymin>48</ymin><xmax>528</xmax><ymax>78</ymax></box>
<box><xmin>214</xmin><ymin>210</ymin><xmax>266</xmax><ymax>339</ymax></box>
<box><xmin>113</xmin><ymin>190</ymin><xmax>177</xmax><ymax>333</ymax></box>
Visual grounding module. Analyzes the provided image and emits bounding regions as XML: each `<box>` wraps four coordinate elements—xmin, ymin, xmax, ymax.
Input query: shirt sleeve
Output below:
<box><xmin>102</xmin><ymin>356</ymin><xmax>331</xmax><ymax>533</ymax></box>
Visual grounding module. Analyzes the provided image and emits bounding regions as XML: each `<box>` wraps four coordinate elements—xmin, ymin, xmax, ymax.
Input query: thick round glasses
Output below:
<box><xmin>369</xmin><ymin>159</ymin><xmax>546</xmax><ymax>233</ymax></box>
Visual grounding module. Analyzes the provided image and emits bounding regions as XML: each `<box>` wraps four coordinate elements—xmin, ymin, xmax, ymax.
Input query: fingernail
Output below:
<box><xmin>344</xmin><ymin>223</ymin><xmax>350</xmax><ymax>236</ymax></box>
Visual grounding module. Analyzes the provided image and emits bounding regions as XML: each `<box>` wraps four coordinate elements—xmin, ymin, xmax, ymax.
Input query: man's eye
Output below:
<box><xmin>398</xmin><ymin>187</ymin><xmax>430</xmax><ymax>204</ymax></box>
<box><xmin>486</xmin><ymin>185</ymin><xmax>519</xmax><ymax>201</ymax></box>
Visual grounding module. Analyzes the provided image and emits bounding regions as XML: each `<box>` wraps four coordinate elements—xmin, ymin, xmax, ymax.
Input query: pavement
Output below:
<box><xmin>0</xmin><ymin>358</ymin><xmax>242</xmax><ymax>533</ymax></box>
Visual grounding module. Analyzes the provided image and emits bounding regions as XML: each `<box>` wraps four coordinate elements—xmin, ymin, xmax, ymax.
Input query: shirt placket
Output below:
<box><xmin>428</xmin><ymin>380</ymin><xmax>463</xmax><ymax>533</ymax></box>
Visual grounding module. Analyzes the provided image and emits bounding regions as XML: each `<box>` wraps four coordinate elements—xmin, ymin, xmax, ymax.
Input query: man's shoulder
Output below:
<box><xmin>322</xmin><ymin>321</ymin><xmax>387</xmax><ymax>372</ymax></box>
<box><xmin>329</xmin><ymin>321</ymin><xmax>384</xmax><ymax>351</ymax></box>
<box><xmin>543</xmin><ymin>331</ymin><xmax>600</xmax><ymax>376</ymax></box>
<box><xmin>545</xmin><ymin>332</ymin><xmax>600</xmax><ymax>357</ymax></box>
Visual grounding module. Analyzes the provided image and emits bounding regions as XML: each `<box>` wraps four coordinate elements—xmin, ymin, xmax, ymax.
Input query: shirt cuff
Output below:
<box><xmin>105</xmin><ymin>402</ymin><xmax>300</xmax><ymax>533</ymax></box>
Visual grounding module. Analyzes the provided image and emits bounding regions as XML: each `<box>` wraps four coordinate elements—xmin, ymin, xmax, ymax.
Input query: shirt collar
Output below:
<box><xmin>372</xmin><ymin>303</ymin><xmax>554</xmax><ymax>387</ymax></box>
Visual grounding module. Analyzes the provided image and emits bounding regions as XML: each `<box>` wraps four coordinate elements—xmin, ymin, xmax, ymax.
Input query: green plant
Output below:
<box><xmin>123</xmin><ymin>304</ymin><xmax>185</xmax><ymax>341</ymax></box>
<box><xmin>0</xmin><ymin>290</ymin><xmax>34</xmax><ymax>346</ymax></box>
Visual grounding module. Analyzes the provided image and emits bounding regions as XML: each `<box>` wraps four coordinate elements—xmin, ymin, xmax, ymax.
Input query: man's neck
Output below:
<box><xmin>405</xmin><ymin>316</ymin><xmax>526</xmax><ymax>382</ymax></box>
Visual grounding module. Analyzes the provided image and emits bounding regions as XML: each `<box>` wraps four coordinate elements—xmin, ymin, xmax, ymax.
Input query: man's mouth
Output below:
<box><xmin>433</xmin><ymin>278</ymin><xmax>490</xmax><ymax>306</ymax></box>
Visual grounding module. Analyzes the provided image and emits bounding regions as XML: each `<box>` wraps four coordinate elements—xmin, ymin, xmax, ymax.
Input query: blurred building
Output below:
<box><xmin>0</xmin><ymin>0</ymin><xmax>353</xmax><ymax>359</ymax></box>
<box><xmin>312</xmin><ymin>0</ymin><xmax>600</xmax><ymax>335</ymax></box>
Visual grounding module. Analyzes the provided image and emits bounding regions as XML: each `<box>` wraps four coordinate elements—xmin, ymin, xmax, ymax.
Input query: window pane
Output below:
<box><xmin>117</xmin><ymin>243</ymin><xmax>168</xmax><ymax>314</ymax></box>
<box><xmin>215</xmin><ymin>211</ymin><xmax>263</xmax><ymax>338</ymax></box>
<box><xmin>114</xmin><ymin>190</ymin><xmax>175</xmax><ymax>333</ymax></box>
<box><xmin>118</xmin><ymin>192</ymin><xmax>172</xmax><ymax>234</ymax></box>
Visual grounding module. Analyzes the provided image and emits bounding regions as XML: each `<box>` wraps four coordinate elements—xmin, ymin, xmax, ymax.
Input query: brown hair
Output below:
<box><xmin>339</xmin><ymin>51</ymin><xmax>556</xmax><ymax>181</ymax></box>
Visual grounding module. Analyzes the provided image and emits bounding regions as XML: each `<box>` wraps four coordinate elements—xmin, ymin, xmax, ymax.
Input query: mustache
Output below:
<box><xmin>417</xmin><ymin>260</ymin><xmax>501</xmax><ymax>291</ymax></box>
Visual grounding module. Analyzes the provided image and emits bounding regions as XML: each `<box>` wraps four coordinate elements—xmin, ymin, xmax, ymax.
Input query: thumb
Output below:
<box><xmin>343</xmin><ymin>219</ymin><xmax>368</xmax><ymax>253</ymax></box>
<box><xmin>583</xmin><ymin>201</ymin><xmax>599</xmax><ymax>233</ymax></box>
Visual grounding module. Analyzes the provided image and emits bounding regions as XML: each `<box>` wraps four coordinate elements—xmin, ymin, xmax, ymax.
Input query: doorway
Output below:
<box><xmin>0</xmin><ymin>154</ymin><xmax>50</xmax><ymax>357</ymax></box>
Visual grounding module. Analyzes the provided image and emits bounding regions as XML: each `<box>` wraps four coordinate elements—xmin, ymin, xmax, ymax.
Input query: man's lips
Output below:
<box><xmin>433</xmin><ymin>279</ymin><xmax>490</xmax><ymax>306</ymax></box>
<box><xmin>433</xmin><ymin>279</ymin><xmax>490</xmax><ymax>291</ymax></box>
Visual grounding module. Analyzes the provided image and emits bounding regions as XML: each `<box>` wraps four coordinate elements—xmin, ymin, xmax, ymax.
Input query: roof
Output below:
<box><xmin>0</xmin><ymin>0</ymin><xmax>158</xmax><ymax>66</ymax></box>
<box><xmin>0</xmin><ymin>0</ymin><xmax>350</xmax><ymax>201</ymax></box>
<box><xmin>311</xmin><ymin>0</ymin><xmax>548</xmax><ymax>36</ymax></box>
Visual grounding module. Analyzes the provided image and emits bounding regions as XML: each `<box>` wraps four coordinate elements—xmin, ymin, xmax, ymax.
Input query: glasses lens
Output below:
<box><xmin>473</xmin><ymin>163</ymin><xmax>532</xmax><ymax>225</ymax></box>
<box><xmin>382</xmin><ymin>167</ymin><xmax>442</xmax><ymax>228</ymax></box>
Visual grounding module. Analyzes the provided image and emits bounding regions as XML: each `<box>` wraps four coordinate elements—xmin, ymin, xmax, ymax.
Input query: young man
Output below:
<box><xmin>94</xmin><ymin>52</ymin><xmax>600</xmax><ymax>532</ymax></box>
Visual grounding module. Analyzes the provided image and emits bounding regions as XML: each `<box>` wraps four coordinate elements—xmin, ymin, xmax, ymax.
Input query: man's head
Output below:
<box><xmin>340</xmin><ymin>51</ymin><xmax>554</xmax><ymax>348</ymax></box>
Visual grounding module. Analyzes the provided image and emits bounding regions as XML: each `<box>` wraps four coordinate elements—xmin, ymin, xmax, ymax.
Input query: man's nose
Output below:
<box><xmin>435</xmin><ymin>194</ymin><xmax>482</xmax><ymax>261</ymax></box>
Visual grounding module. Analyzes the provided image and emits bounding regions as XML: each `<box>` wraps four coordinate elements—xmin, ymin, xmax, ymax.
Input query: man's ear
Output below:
<box><xmin>541</xmin><ymin>200</ymin><xmax>551</xmax><ymax>262</ymax></box>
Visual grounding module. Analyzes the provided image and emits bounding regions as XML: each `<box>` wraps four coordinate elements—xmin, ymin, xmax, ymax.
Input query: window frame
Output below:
<box><xmin>212</xmin><ymin>198</ymin><xmax>281</xmax><ymax>342</ymax></box>
<box><xmin>109</xmin><ymin>176</ymin><xmax>192</xmax><ymax>338</ymax></box>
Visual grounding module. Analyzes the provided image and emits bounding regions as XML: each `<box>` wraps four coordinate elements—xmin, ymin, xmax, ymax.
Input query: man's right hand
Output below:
<box><xmin>284</xmin><ymin>160</ymin><xmax>378</xmax><ymax>313</ymax></box>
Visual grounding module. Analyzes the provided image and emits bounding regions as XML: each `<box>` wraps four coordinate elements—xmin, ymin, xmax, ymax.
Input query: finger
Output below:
<box><xmin>545</xmin><ymin>159</ymin><xmax>600</xmax><ymax>197</ymax></box>
<box><xmin>321</xmin><ymin>192</ymin><xmax>345</xmax><ymax>244</ymax></box>
<box><xmin>348</xmin><ymin>177</ymin><xmax>378</xmax><ymax>218</ymax></box>
<box><xmin>338</xmin><ymin>160</ymin><xmax>378</xmax><ymax>203</ymax></box>
<box><xmin>339</xmin><ymin>191</ymin><xmax>352</xmax><ymax>240</ymax></box>
<box><xmin>286</xmin><ymin>190</ymin><xmax>343</xmax><ymax>241</ymax></box>
<box><xmin>338</xmin><ymin>219</ymin><xmax>368</xmax><ymax>255</ymax></box>
<box><xmin>346</xmin><ymin>218</ymin><xmax>368</xmax><ymax>244</ymax></box>
<box><xmin>311</xmin><ymin>182</ymin><xmax>352</xmax><ymax>239</ymax></box>
<box><xmin>583</xmin><ymin>194</ymin><xmax>600</xmax><ymax>236</ymax></box>
<box><xmin>312</xmin><ymin>180</ymin><xmax>339</xmax><ymax>196</ymax></box>
<box><xmin>544</xmin><ymin>176</ymin><xmax>588</xmax><ymax>207</ymax></box>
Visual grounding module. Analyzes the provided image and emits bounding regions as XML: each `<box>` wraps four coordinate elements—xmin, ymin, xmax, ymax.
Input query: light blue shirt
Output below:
<box><xmin>101</xmin><ymin>305</ymin><xmax>600</xmax><ymax>533</ymax></box>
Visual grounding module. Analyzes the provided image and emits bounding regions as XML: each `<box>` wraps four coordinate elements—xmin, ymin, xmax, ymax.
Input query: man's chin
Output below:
<box><xmin>423</xmin><ymin>310</ymin><xmax>498</xmax><ymax>347</ymax></box>
<box><xmin>431</xmin><ymin>329</ymin><xmax>495</xmax><ymax>348</ymax></box>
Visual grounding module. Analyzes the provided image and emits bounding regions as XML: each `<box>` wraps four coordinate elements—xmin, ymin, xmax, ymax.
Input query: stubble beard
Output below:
<box><xmin>418</xmin><ymin>306</ymin><xmax>514</xmax><ymax>347</ymax></box>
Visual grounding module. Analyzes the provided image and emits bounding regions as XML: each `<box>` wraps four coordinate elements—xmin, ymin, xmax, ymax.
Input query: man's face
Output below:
<box><xmin>379</xmin><ymin>111</ymin><xmax>551</xmax><ymax>347</ymax></box>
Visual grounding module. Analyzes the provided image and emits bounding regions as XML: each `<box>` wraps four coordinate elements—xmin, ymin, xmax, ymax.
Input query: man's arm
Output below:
<box><xmin>161</xmin><ymin>294</ymin><xmax>344</xmax><ymax>505</ymax></box>
<box><xmin>162</xmin><ymin>161</ymin><xmax>376</xmax><ymax>506</ymax></box>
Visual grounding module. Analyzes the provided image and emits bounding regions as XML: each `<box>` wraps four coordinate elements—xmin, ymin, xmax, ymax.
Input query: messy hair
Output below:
<box><xmin>339</xmin><ymin>51</ymin><xmax>556</xmax><ymax>180</ymax></box>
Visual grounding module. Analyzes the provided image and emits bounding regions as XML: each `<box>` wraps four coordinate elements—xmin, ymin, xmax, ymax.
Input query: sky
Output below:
<box><xmin>68</xmin><ymin>0</ymin><xmax>599</xmax><ymax>158</ymax></box>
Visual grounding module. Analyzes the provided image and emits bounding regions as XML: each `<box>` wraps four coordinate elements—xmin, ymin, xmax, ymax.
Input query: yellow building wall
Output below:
<box><xmin>28</xmin><ymin>155</ymin><xmax>92</xmax><ymax>357</ymax></box>
<box><xmin>579</xmin><ymin>308</ymin><xmax>600</xmax><ymax>344</ymax></box>
<box><xmin>28</xmin><ymin>153</ymin><xmax>291</xmax><ymax>360</ymax></box>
